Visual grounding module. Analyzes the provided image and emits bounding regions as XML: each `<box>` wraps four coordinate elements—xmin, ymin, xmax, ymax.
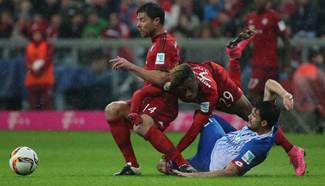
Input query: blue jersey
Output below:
<box><xmin>188</xmin><ymin>116</ymin><xmax>278</xmax><ymax>175</ymax></box>
<box><xmin>210</xmin><ymin>125</ymin><xmax>277</xmax><ymax>174</ymax></box>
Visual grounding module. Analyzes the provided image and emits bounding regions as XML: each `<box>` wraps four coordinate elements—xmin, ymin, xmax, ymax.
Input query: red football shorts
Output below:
<box><xmin>248</xmin><ymin>66</ymin><xmax>279</xmax><ymax>94</ymax></box>
<box><xmin>138</xmin><ymin>92</ymin><xmax>179</xmax><ymax>131</ymax></box>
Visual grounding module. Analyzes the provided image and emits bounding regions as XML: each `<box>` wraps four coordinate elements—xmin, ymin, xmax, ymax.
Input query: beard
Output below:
<box><xmin>138</xmin><ymin>28</ymin><xmax>156</xmax><ymax>38</ymax></box>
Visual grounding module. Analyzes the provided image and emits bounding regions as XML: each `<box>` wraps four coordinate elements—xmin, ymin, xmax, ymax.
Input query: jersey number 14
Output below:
<box><xmin>143</xmin><ymin>104</ymin><xmax>157</xmax><ymax>113</ymax></box>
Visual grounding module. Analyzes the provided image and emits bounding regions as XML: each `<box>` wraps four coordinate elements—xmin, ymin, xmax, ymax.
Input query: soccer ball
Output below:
<box><xmin>9</xmin><ymin>146</ymin><xmax>39</xmax><ymax>175</ymax></box>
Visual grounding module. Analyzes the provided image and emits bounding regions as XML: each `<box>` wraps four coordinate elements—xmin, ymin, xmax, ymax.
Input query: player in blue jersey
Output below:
<box><xmin>157</xmin><ymin>79</ymin><xmax>296</xmax><ymax>176</ymax></box>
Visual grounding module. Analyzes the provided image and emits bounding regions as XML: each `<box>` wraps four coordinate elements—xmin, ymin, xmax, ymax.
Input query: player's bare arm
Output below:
<box><xmin>173</xmin><ymin>162</ymin><xmax>240</xmax><ymax>177</ymax></box>
<box><xmin>109</xmin><ymin>56</ymin><xmax>169</xmax><ymax>86</ymax></box>
<box><xmin>264</xmin><ymin>79</ymin><xmax>293</xmax><ymax>110</ymax></box>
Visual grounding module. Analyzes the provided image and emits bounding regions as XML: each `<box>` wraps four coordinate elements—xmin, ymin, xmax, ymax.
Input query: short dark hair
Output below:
<box><xmin>255</xmin><ymin>101</ymin><xmax>280</xmax><ymax>128</ymax></box>
<box><xmin>137</xmin><ymin>2</ymin><xmax>165</xmax><ymax>25</ymax></box>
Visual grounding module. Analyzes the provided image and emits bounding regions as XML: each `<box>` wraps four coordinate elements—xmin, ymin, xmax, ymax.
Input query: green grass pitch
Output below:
<box><xmin>0</xmin><ymin>131</ymin><xmax>324</xmax><ymax>186</ymax></box>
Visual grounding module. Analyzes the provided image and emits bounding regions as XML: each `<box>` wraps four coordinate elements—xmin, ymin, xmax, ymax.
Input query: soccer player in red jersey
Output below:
<box><xmin>128</xmin><ymin>30</ymin><xmax>256</xmax><ymax>153</ymax></box>
<box><xmin>129</xmin><ymin>30</ymin><xmax>305</xmax><ymax>176</ymax></box>
<box><xmin>165</xmin><ymin>61</ymin><xmax>251</xmax><ymax>152</ymax></box>
<box><xmin>243</xmin><ymin>0</ymin><xmax>305</xmax><ymax>176</ymax></box>
<box><xmin>244</xmin><ymin>0</ymin><xmax>291</xmax><ymax>103</ymax></box>
<box><xmin>105</xmin><ymin>2</ymin><xmax>192</xmax><ymax>175</ymax></box>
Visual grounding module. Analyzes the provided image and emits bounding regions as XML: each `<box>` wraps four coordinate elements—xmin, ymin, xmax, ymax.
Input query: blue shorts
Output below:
<box><xmin>188</xmin><ymin>115</ymin><xmax>236</xmax><ymax>171</ymax></box>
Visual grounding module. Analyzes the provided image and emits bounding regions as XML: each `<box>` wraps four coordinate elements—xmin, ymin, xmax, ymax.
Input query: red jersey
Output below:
<box><xmin>177</xmin><ymin>61</ymin><xmax>243</xmax><ymax>152</ymax></box>
<box><xmin>144</xmin><ymin>32</ymin><xmax>180</xmax><ymax>85</ymax></box>
<box><xmin>128</xmin><ymin>32</ymin><xmax>180</xmax><ymax>130</ymax></box>
<box><xmin>244</xmin><ymin>9</ymin><xmax>286</xmax><ymax>68</ymax></box>
<box><xmin>185</xmin><ymin>61</ymin><xmax>243</xmax><ymax>114</ymax></box>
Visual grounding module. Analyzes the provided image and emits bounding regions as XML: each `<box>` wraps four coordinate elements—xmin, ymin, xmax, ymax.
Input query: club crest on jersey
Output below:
<box><xmin>241</xmin><ymin>150</ymin><xmax>255</xmax><ymax>165</ymax></box>
<box><xmin>155</xmin><ymin>53</ymin><xmax>165</xmax><ymax>64</ymax></box>
<box><xmin>200</xmin><ymin>102</ymin><xmax>210</xmax><ymax>113</ymax></box>
<box><xmin>262</xmin><ymin>18</ymin><xmax>268</xmax><ymax>25</ymax></box>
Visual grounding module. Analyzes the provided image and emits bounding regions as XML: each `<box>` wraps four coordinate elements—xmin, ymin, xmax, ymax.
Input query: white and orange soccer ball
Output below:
<box><xmin>9</xmin><ymin>146</ymin><xmax>39</xmax><ymax>175</ymax></box>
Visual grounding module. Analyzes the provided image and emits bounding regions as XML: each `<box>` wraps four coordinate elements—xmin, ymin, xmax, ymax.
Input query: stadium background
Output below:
<box><xmin>0</xmin><ymin>0</ymin><xmax>324</xmax><ymax>185</ymax></box>
<box><xmin>0</xmin><ymin>0</ymin><xmax>324</xmax><ymax>132</ymax></box>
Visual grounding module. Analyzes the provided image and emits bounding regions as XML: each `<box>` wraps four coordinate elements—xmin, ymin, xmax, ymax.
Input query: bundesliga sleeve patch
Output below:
<box><xmin>278</xmin><ymin>20</ymin><xmax>286</xmax><ymax>32</ymax></box>
<box><xmin>241</xmin><ymin>150</ymin><xmax>255</xmax><ymax>165</ymax></box>
<box><xmin>200</xmin><ymin>102</ymin><xmax>210</xmax><ymax>113</ymax></box>
<box><xmin>155</xmin><ymin>53</ymin><xmax>165</xmax><ymax>65</ymax></box>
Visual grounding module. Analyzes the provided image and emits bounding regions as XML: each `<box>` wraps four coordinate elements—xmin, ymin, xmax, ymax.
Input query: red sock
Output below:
<box><xmin>108</xmin><ymin>118</ymin><xmax>139</xmax><ymax>167</ymax></box>
<box><xmin>144</xmin><ymin>126</ymin><xmax>188</xmax><ymax>167</ymax></box>
<box><xmin>275</xmin><ymin>127</ymin><xmax>293</xmax><ymax>153</ymax></box>
<box><xmin>228</xmin><ymin>59</ymin><xmax>242</xmax><ymax>88</ymax></box>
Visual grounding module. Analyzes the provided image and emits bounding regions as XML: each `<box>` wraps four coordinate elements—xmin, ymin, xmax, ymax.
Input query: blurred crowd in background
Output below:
<box><xmin>0</xmin><ymin>0</ymin><xmax>324</xmax><ymax>132</ymax></box>
<box><xmin>0</xmin><ymin>0</ymin><xmax>324</xmax><ymax>39</ymax></box>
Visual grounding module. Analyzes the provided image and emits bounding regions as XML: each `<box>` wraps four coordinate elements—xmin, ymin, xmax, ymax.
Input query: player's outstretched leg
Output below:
<box><xmin>143</xmin><ymin>126</ymin><xmax>189</xmax><ymax>168</ymax></box>
<box><xmin>226</xmin><ymin>29</ymin><xmax>255</xmax><ymax>88</ymax></box>
<box><xmin>276</xmin><ymin>128</ymin><xmax>306</xmax><ymax>176</ymax></box>
<box><xmin>131</xmin><ymin>113</ymin><xmax>196</xmax><ymax>173</ymax></box>
<box><xmin>288</xmin><ymin>146</ymin><xmax>306</xmax><ymax>176</ymax></box>
<box><xmin>226</xmin><ymin>29</ymin><xmax>255</xmax><ymax>59</ymax></box>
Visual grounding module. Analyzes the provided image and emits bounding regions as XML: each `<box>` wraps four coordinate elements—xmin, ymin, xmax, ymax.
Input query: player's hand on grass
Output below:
<box><xmin>172</xmin><ymin>169</ymin><xmax>194</xmax><ymax>177</ymax></box>
<box><xmin>109</xmin><ymin>56</ymin><xmax>136</xmax><ymax>71</ymax></box>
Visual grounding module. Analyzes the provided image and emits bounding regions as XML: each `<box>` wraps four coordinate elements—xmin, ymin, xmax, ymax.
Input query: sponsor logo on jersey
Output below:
<box><xmin>200</xmin><ymin>102</ymin><xmax>210</xmax><ymax>113</ymax></box>
<box><xmin>155</xmin><ymin>52</ymin><xmax>165</xmax><ymax>64</ymax></box>
<box><xmin>241</xmin><ymin>150</ymin><xmax>255</xmax><ymax>165</ymax></box>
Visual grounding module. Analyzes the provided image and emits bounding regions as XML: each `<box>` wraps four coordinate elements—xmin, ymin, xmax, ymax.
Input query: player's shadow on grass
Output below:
<box><xmin>107</xmin><ymin>173</ymin><xmax>315</xmax><ymax>178</ymax></box>
<box><xmin>243</xmin><ymin>173</ymin><xmax>313</xmax><ymax>178</ymax></box>
<box><xmin>244</xmin><ymin>174</ymin><xmax>297</xmax><ymax>178</ymax></box>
